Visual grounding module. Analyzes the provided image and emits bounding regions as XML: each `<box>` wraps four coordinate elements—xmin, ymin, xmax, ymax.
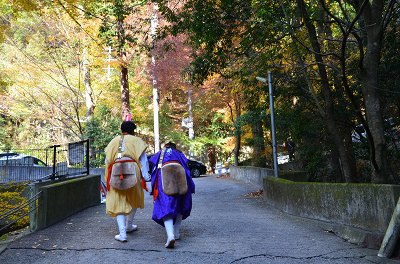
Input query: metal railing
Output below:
<box><xmin>0</xmin><ymin>139</ymin><xmax>90</xmax><ymax>235</ymax></box>
<box><xmin>0</xmin><ymin>139</ymin><xmax>90</xmax><ymax>183</ymax></box>
<box><xmin>0</xmin><ymin>190</ymin><xmax>42</xmax><ymax>235</ymax></box>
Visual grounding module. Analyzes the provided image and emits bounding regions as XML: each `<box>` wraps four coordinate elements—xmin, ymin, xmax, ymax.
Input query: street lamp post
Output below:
<box><xmin>256</xmin><ymin>71</ymin><xmax>278</xmax><ymax>178</ymax></box>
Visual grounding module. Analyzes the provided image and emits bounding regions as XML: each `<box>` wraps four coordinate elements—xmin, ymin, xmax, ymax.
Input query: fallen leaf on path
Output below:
<box><xmin>244</xmin><ymin>190</ymin><xmax>263</xmax><ymax>198</ymax></box>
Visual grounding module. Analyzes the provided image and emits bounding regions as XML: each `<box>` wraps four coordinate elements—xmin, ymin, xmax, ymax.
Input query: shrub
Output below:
<box><xmin>0</xmin><ymin>186</ymin><xmax>29</xmax><ymax>236</ymax></box>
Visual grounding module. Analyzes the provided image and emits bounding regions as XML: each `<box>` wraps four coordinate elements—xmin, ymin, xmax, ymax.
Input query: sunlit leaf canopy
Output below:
<box><xmin>0</xmin><ymin>0</ymin><xmax>399</xmax><ymax>183</ymax></box>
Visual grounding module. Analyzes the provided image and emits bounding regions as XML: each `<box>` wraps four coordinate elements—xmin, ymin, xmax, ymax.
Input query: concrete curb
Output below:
<box><xmin>0</xmin><ymin>227</ymin><xmax>30</xmax><ymax>254</ymax></box>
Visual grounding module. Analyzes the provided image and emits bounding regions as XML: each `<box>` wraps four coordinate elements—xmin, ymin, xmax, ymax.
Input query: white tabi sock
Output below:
<box><xmin>115</xmin><ymin>214</ymin><xmax>127</xmax><ymax>242</ymax></box>
<box><xmin>174</xmin><ymin>214</ymin><xmax>182</xmax><ymax>240</ymax></box>
<box><xmin>163</xmin><ymin>218</ymin><xmax>175</xmax><ymax>248</ymax></box>
<box><xmin>126</xmin><ymin>208</ymin><xmax>138</xmax><ymax>232</ymax></box>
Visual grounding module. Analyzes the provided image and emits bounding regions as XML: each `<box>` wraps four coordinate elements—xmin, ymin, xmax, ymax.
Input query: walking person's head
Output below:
<box><xmin>121</xmin><ymin>121</ymin><xmax>137</xmax><ymax>135</ymax></box>
<box><xmin>164</xmin><ymin>142</ymin><xmax>177</xmax><ymax>149</ymax></box>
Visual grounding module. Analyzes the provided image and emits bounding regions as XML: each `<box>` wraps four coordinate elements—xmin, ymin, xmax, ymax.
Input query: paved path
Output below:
<box><xmin>0</xmin><ymin>174</ymin><xmax>398</xmax><ymax>263</ymax></box>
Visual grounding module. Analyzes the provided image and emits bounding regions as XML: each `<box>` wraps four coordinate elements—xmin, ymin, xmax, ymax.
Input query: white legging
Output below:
<box><xmin>163</xmin><ymin>214</ymin><xmax>183</xmax><ymax>239</ymax></box>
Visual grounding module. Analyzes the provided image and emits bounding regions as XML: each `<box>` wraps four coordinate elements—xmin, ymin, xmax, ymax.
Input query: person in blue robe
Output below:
<box><xmin>149</xmin><ymin>142</ymin><xmax>195</xmax><ymax>248</ymax></box>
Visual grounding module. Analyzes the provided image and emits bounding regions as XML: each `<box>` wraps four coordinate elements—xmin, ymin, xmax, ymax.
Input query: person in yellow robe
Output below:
<box><xmin>104</xmin><ymin>121</ymin><xmax>150</xmax><ymax>242</ymax></box>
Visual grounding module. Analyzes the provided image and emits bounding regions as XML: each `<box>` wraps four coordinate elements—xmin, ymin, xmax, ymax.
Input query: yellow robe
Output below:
<box><xmin>104</xmin><ymin>134</ymin><xmax>147</xmax><ymax>217</ymax></box>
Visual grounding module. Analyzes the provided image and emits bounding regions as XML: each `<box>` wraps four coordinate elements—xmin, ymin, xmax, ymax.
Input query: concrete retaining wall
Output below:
<box><xmin>229</xmin><ymin>165</ymin><xmax>309</xmax><ymax>189</ymax></box>
<box><xmin>30</xmin><ymin>174</ymin><xmax>100</xmax><ymax>231</ymax></box>
<box><xmin>229</xmin><ymin>166</ymin><xmax>274</xmax><ymax>189</ymax></box>
<box><xmin>230</xmin><ymin>166</ymin><xmax>400</xmax><ymax>249</ymax></box>
<box><xmin>263</xmin><ymin>176</ymin><xmax>400</xmax><ymax>247</ymax></box>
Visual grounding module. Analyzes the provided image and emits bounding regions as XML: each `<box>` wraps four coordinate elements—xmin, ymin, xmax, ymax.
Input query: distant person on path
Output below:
<box><xmin>207</xmin><ymin>145</ymin><xmax>216</xmax><ymax>174</ymax></box>
<box><xmin>149</xmin><ymin>142</ymin><xmax>195</xmax><ymax>248</ymax></box>
<box><xmin>104</xmin><ymin>121</ymin><xmax>151</xmax><ymax>242</ymax></box>
<box><xmin>285</xmin><ymin>137</ymin><xmax>296</xmax><ymax>161</ymax></box>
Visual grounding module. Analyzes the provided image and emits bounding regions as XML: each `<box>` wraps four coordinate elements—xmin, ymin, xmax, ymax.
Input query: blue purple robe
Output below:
<box><xmin>149</xmin><ymin>148</ymin><xmax>195</xmax><ymax>226</ymax></box>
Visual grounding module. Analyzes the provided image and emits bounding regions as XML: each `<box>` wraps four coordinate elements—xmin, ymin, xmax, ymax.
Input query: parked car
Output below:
<box><xmin>187</xmin><ymin>159</ymin><xmax>207</xmax><ymax>178</ymax></box>
<box><xmin>147</xmin><ymin>155</ymin><xmax>207</xmax><ymax>178</ymax></box>
<box><xmin>0</xmin><ymin>153</ymin><xmax>47</xmax><ymax>167</ymax></box>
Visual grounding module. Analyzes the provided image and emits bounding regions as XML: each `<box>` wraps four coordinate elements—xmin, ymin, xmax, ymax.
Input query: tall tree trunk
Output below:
<box><xmin>251</xmin><ymin>120</ymin><xmax>266</xmax><ymax>167</ymax></box>
<box><xmin>82</xmin><ymin>48</ymin><xmax>95</xmax><ymax>120</ymax></box>
<box><xmin>231</xmin><ymin>97</ymin><xmax>241</xmax><ymax>166</ymax></box>
<box><xmin>317</xmin><ymin>2</ymin><xmax>357</xmax><ymax>182</ymax></box>
<box><xmin>117</xmin><ymin>15</ymin><xmax>130</xmax><ymax>118</ymax></box>
<box><xmin>234</xmin><ymin>121</ymin><xmax>241</xmax><ymax>166</ymax></box>
<box><xmin>82</xmin><ymin>48</ymin><xmax>96</xmax><ymax>158</ymax></box>
<box><xmin>298</xmin><ymin>0</ymin><xmax>356</xmax><ymax>182</ymax></box>
<box><xmin>356</xmin><ymin>0</ymin><xmax>392</xmax><ymax>183</ymax></box>
<box><xmin>120</xmin><ymin>62</ymin><xmax>130</xmax><ymax>116</ymax></box>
